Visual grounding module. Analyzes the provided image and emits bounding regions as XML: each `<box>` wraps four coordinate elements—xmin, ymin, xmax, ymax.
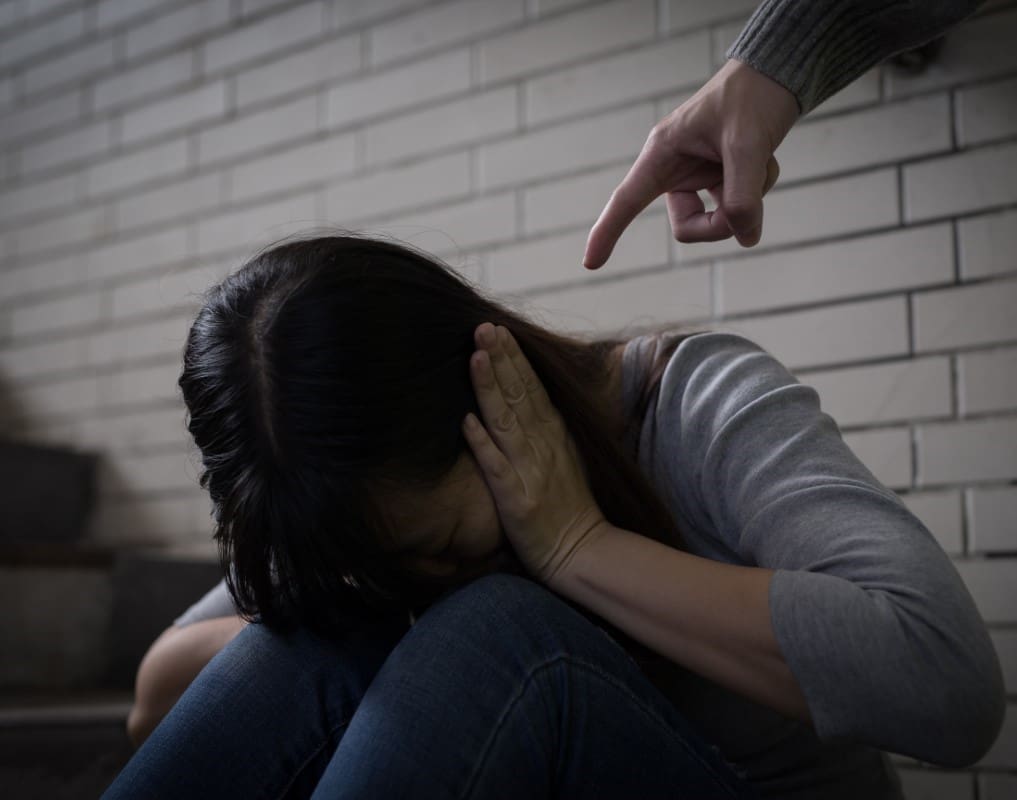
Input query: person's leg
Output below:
<box><xmin>101</xmin><ymin>611</ymin><xmax>410</xmax><ymax>800</ymax></box>
<box><xmin>310</xmin><ymin>573</ymin><xmax>761</xmax><ymax>800</ymax></box>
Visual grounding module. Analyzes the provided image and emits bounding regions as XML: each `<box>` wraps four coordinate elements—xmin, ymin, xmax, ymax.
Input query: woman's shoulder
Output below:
<box><xmin>632</xmin><ymin>329</ymin><xmax>787</xmax><ymax>399</ymax></box>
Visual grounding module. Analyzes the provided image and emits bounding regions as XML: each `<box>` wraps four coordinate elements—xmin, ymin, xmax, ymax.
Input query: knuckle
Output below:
<box><xmin>521</xmin><ymin>374</ymin><xmax>542</xmax><ymax>395</ymax></box>
<box><xmin>494</xmin><ymin>408</ymin><xmax>516</xmax><ymax>432</ymax></box>
<box><xmin>503</xmin><ymin>380</ymin><xmax>526</xmax><ymax>404</ymax></box>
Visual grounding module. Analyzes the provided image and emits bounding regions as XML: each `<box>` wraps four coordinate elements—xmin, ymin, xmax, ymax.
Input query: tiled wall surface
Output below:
<box><xmin>0</xmin><ymin>0</ymin><xmax>1014</xmax><ymax>792</ymax></box>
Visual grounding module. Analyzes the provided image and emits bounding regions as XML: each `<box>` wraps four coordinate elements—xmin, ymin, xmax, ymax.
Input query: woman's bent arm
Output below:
<box><xmin>548</xmin><ymin>524</ymin><xmax>811</xmax><ymax>723</ymax></box>
<box><xmin>127</xmin><ymin>615</ymin><xmax>249</xmax><ymax>748</ymax></box>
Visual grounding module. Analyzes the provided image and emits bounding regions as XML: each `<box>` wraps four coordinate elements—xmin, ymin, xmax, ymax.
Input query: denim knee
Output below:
<box><xmin>410</xmin><ymin>572</ymin><xmax>616</xmax><ymax>665</ymax></box>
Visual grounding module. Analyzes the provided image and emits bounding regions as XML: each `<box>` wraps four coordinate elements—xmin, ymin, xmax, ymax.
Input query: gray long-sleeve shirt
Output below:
<box><xmin>618</xmin><ymin>331</ymin><xmax>1004</xmax><ymax>799</ymax></box>
<box><xmin>727</xmin><ymin>0</ymin><xmax>988</xmax><ymax>114</ymax></box>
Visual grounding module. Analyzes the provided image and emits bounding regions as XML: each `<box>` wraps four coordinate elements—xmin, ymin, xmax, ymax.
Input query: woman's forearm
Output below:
<box><xmin>127</xmin><ymin>615</ymin><xmax>250</xmax><ymax>747</ymax></box>
<box><xmin>548</xmin><ymin>524</ymin><xmax>812</xmax><ymax>723</ymax></box>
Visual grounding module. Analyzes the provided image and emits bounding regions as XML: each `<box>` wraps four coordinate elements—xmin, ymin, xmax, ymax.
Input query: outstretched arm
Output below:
<box><xmin>583</xmin><ymin>0</ymin><xmax>989</xmax><ymax>265</ymax></box>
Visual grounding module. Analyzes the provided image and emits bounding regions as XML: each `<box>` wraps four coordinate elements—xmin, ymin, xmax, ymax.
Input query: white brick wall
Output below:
<box><xmin>1</xmin><ymin>0</ymin><xmax>1015</xmax><ymax>788</ymax></box>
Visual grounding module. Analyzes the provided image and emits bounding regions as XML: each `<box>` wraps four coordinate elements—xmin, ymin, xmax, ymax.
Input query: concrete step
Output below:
<box><xmin>1</xmin><ymin>543</ymin><xmax>224</xmax><ymax>691</ymax></box>
<box><xmin>0</xmin><ymin>690</ymin><xmax>134</xmax><ymax>800</ymax></box>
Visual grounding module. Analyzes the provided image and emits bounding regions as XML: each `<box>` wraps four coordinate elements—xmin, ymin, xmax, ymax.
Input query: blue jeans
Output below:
<box><xmin>102</xmin><ymin>573</ymin><xmax>761</xmax><ymax>799</ymax></box>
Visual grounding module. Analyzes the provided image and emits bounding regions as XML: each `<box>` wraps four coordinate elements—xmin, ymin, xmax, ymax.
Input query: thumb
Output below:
<box><xmin>720</xmin><ymin>143</ymin><xmax>768</xmax><ymax>247</ymax></box>
<box><xmin>583</xmin><ymin>155</ymin><xmax>660</xmax><ymax>270</ymax></box>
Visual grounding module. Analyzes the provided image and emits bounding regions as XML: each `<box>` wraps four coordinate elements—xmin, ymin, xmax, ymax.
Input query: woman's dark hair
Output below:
<box><xmin>179</xmin><ymin>230</ymin><xmax>698</xmax><ymax>663</ymax></box>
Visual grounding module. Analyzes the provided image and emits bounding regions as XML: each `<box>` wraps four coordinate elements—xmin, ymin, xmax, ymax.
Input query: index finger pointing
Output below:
<box><xmin>582</xmin><ymin>154</ymin><xmax>661</xmax><ymax>271</ymax></box>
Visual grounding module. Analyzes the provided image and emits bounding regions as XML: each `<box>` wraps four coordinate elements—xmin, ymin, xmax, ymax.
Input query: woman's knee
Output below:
<box><xmin>411</xmin><ymin>573</ymin><xmax>606</xmax><ymax>663</ymax></box>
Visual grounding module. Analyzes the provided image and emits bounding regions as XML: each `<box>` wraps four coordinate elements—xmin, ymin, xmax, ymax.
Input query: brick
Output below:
<box><xmin>523</xmin><ymin>162</ymin><xmax>668</xmax><ymax>236</ymax></box>
<box><xmin>796</xmin><ymin>356</ymin><xmax>952</xmax><ymax>429</ymax></box>
<box><xmin>718</xmin><ymin>224</ymin><xmax>953</xmax><ymax>315</ymax></box>
<box><xmin>72</xmin><ymin>405</ymin><xmax>190</xmax><ymax>453</ymax></box>
<box><xmin>11</xmin><ymin>290</ymin><xmax>104</xmax><ymax>339</ymax></box>
<box><xmin>527</xmin><ymin>264</ymin><xmax>711</xmax><ymax>334</ymax></box>
<box><xmin>533</xmin><ymin>0</ymin><xmax>591</xmax><ymax>14</ymax></box>
<box><xmin>370</xmin><ymin>0</ymin><xmax>524</xmax><ymax>68</ymax></box>
<box><xmin>976</xmin><ymin>701</ymin><xmax>1016</xmax><ymax>768</ymax></box>
<box><xmin>675</xmin><ymin>168</ymin><xmax>900</xmax><ymax>262</ymax></box>
<box><xmin>202</xmin><ymin>2</ymin><xmax>326</xmax><ymax>75</ymax></box>
<box><xmin>0</xmin><ymin>7</ymin><xmax>84</xmax><ymax>70</ymax></box>
<box><xmin>899</xmin><ymin>490</ymin><xmax>963</xmax><ymax>555</ymax></box>
<box><xmin>961</xmin><ymin>346</ymin><xmax>1017</xmax><ymax>415</ymax></box>
<box><xmin>981</xmin><ymin>773</ymin><xmax>1017</xmax><ymax>800</ymax></box>
<box><xmin>324</xmin><ymin>151</ymin><xmax>471</xmax><ymax>224</ymax></box>
<box><xmin>897</xmin><ymin>769</ymin><xmax>973</xmax><ymax>800</ymax></box>
<box><xmin>478</xmin><ymin>0</ymin><xmax>654</xmax><ymax>84</ymax></box>
<box><xmin>720</xmin><ymin>296</ymin><xmax>909</xmax><ymax>371</ymax></box>
<box><xmin>88</xmin><ymin>492</ymin><xmax>208</xmax><ymax>546</ymax></box>
<box><xmin>480</xmin><ymin>102</ymin><xmax>655</xmax><ymax>190</ymax></box>
<box><xmin>885</xmin><ymin>8</ymin><xmax>1017</xmax><ymax>98</ymax></box>
<box><xmin>0</xmin><ymin>171</ymin><xmax>79</xmax><ymax>225</ymax></box>
<box><xmin>809</xmin><ymin>68</ymin><xmax>881</xmax><ymax>117</ymax></box>
<box><xmin>969</xmin><ymin>486</ymin><xmax>1017</xmax><ymax>554</ymax></box>
<box><xmin>914</xmin><ymin>277</ymin><xmax>1017</xmax><ymax>352</ymax></box>
<box><xmin>836</xmin><ymin>426</ymin><xmax>912</xmax><ymax>490</ymax></box>
<box><xmin>486</xmin><ymin>211</ymin><xmax>670</xmax><ymax>294</ymax></box>
<box><xmin>99</xmin><ymin>446</ymin><xmax>198</xmax><ymax>496</ymax></box>
<box><xmin>919</xmin><ymin>417</ymin><xmax>1017</xmax><ymax>485</ymax></box>
<box><xmin>197</xmin><ymin>93</ymin><xmax>319</xmax><ymax>166</ymax></box>
<box><xmin>12</xmin><ymin>373</ymin><xmax>102</xmax><ymax>417</ymax></box>
<box><xmin>904</xmin><ymin>141</ymin><xmax>1017</xmax><ymax>223</ymax></box>
<box><xmin>0</xmin><ymin>252</ymin><xmax>82</xmax><ymax>301</ymax></box>
<box><xmin>370</xmin><ymin>192</ymin><xmax>517</xmax><ymax>258</ymax></box>
<box><xmin>957</xmin><ymin>75</ymin><xmax>1017</xmax><ymax>146</ymax></box>
<box><xmin>86</xmin><ymin>137</ymin><xmax>190</xmax><ymax>197</ymax></box>
<box><xmin>110</xmin><ymin>264</ymin><xmax>216</xmax><ymax>321</ymax></box>
<box><xmin>22</xmin><ymin>0</ymin><xmax>82</xmax><ymax>20</ymax></box>
<box><xmin>16</xmin><ymin>205</ymin><xmax>110</xmax><ymax>259</ymax></box>
<box><xmin>86</xmin><ymin>227</ymin><xmax>191</xmax><ymax>282</ymax></box>
<box><xmin>125</xmin><ymin>0</ymin><xmax>231</xmax><ymax>62</ymax></box>
<box><xmin>121</xmin><ymin>81</ymin><xmax>227</xmax><ymax>146</ymax></box>
<box><xmin>990</xmin><ymin>630</ymin><xmax>1017</xmax><ymax>693</ymax></box>
<box><xmin>324</xmin><ymin>47</ymin><xmax>470</xmax><ymax>130</ymax></box>
<box><xmin>958</xmin><ymin>208</ymin><xmax>1017</xmax><ymax>280</ymax></box>
<box><xmin>93</xmin><ymin>50</ymin><xmax>196</xmax><ymax>113</ymax></box>
<box><xmin>195</xmin><ymin>191</ymin><xmax>319</xmax><ymax>258</ymax></box>
<box><xmin>22</xmin><ymin>37</ymin><xmax>116</xmax><ymax>97</ymax></box>
<box><xmin>229</xmin><ymin>133</ymin><xmax>356</xmax><ymax>203</ymax></box>
<box><xmin>235</xmin><ymin>32</ymin><xmax>361</xmax><ymax>109</ymax></box>
<box><xmin>526</xmin><ymin>33</ymin><xmax>711</xmax><ymax>127</ymax></box>
<box><xmin>710</xmin><ymin>20</ymin><xmax>746</xmax><ymax>68</ymax></box>
<box><xmin>0</xmin><ymin>86</ymin><xmax>81</xmax><ymax>146</ymax></box>
<box><xmin>0</xmin><ymin>0</ymin><xmax>14</xmax><ymax>31</ymax></box>
<box><xmin>666</xmin><ymin>0</ymin><xmax>756</xmax><ymax>32</ymax></box>
<box><xmin>239</xmin><ymin>0</ymin><xmax>290</xmax><ymax>17</ymax></box>
<box><xmin>104</xmin><ymin>360</ymin><xmax>186</xmax><ymax>408</ymax></box>
<box><xmin>85</xmin><ymin>314</ymin><xmax>194</xmax><ymax>369</ymax></box>
<box><xmin>0</xmin><ymin>336</ymin><xmax>86</xmax><ymax>380</ymax></box>
<box><xmin>777</xmin><ymin>95</ymin><xmax>951</xmax><ymax>183</ymax></box>
<box><xmin>115</xmin><ymin>171</ymin><xmax>224</xmax><ymax>232</ymax></box>
<box><xmin>20</xmin><ymin>119</ymin><xmax>113</xmax><ymax>176</ymax></box>
<box><xmin>95</xmin><ymin>0</ymin><xmax>165</xmax><ymax>30</ymax></box>
<box><xmin>332</xmin><ymin>0</ymin><xmax>431</xmax><ymax>31</ymax></box>
<box><xmin>364</xmin><ymin>86</ymin><xmax>518</xmax><ymax>167</ymax></box>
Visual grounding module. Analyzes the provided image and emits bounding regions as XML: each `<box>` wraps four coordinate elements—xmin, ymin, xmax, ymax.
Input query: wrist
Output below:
<box><xmin>720</xmin><ymin>57</ymin><xmax>800</xmax><ymax>148</ymax></box>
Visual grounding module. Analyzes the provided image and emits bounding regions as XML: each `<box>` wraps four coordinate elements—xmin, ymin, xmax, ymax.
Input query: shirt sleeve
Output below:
<box><xmin>658</xmin><ymin>331</ymin><xmax>1005</xmax><ymax>767</ymax></box>
<box><xmin>172</xmin><ymin>577</ymin><xmax>238</xmax><ymax>628</ymax></box>
<box><xmin>726</xmin><ymin>0</ymin><xmax>988</xmax><ymax>115</ymax></box>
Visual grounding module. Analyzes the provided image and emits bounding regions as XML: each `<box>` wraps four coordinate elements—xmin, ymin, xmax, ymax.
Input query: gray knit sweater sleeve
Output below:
<box><xmin>658</xmin><ymin>332</ymin><xmax>1005</xmax><ymax>766</ymax></box>
<box><xmin>726</xmin><ymin>0</ymin><xmax>987</xmax><ymax>115</ymax></box>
